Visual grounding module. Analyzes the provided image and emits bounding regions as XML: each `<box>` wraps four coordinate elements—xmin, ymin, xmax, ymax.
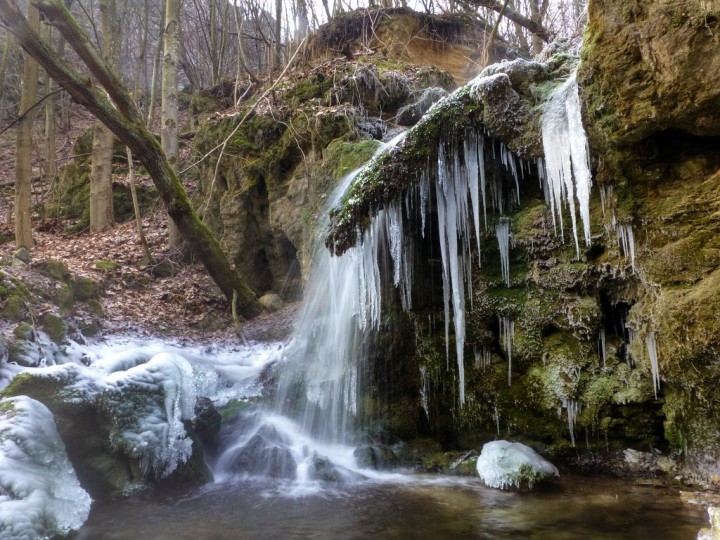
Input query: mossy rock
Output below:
<box><xmin>70</xmin><ymin>276</ymin><xmax>97</xmax><ymax>301</ymax></box>
<box><xmin>56</xmin><ymin>284</ymin><xmax>74</xmax><ymax>311</ymax></box>
<box><xmin>36</xmin><ymin>259</ymin><xmax>70</xmax><ymax>281</ymax></box>
<box><xmin>3</xmin><ymin>295</ymin><xmax>26</xmax><ymax>322</ymax></box>
<box><xmin>13</xmin><ymin>321</ymin><xmax>34</xmax><ymax>341</ymax></box>
<box><xmin>85</xmin><ymin>298</ymin><xmax>104</xmax><ymax>318</ymax></box>
<box><xmin>40</xmin><ymin>312</ymin><xmax>68</xmax><ymax>344</ymax></box>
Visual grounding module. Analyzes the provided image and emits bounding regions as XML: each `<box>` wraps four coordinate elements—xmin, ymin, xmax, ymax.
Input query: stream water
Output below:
<box><xmin>77</xmin><ymin>474</ymin><xmax>705</xmax><ymax>539</ymax></box>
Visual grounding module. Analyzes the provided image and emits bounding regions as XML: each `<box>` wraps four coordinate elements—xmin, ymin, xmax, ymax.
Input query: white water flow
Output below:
<box><xmin>273</xmin><ymin>133</ymin><xmax>408</xmax><ymax>447</ymax></box>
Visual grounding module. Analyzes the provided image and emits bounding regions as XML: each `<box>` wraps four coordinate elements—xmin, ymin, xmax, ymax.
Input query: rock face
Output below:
<box><xmin>579</xmin><ymin>0</ymin><xmax>720</xmax><ymax>147</ymax></box>
<box><xmin>476</xmin><ymin>440</ymin><xmax>559</xmax><ymax>489</ymax></box>
<box><xmin>311</xmin><ymin>0</ymin><xmax>720</xmax><ymax>485</ymax></box>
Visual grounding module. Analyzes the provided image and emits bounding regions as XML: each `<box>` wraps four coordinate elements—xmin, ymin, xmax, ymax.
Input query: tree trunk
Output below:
<box><xmin>147</xmin><ymin>3</ymin><xmax>165</xmax><ymax>128</ymax></box>
<box><xmin>126</xmin><ymin>147</ymin><xmax>153</xmax><ymax>263</ymax></box>
<box><xmin>0</xmin><ymin>0</ymin><xmax>263</xmax><ymax>317</ymax></box>
<box><xmin>163</xmin><ymin>0</ymin><xmax>182</xmax><ymax>250</ymax></box>
<box><xmin>15</xmin><ymin>0</ymin><xmax>40</xmax><ymax>249</ymax></box>
<box><xmin>90</xmin><ymin>0</ymin><xmax>119</xmax><ymax>232</ymax></box>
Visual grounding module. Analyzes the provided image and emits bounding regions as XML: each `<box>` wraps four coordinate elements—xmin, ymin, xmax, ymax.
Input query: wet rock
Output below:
<box><xmin>698</xmin><ymin>507</ymin><xmax>720</xmax><ymax>540</ymax></box>
<box><xmin>396</xmin><ymin>87</ymin><xmax>448</xmax><ymax>126</ymax></box>
<box><xmin>259</xmin><ymin>293</ymin><xmax>284</xmax><ymax>313</ymax></box>
<box><xmin>192</xmin><ymin>397</ymin><xmax>222</xmax><ymax>452</ymax></box>
<box><xmin>229</xmin><ymin>433</ymin><xmax>297</xmax><ymax>479</ymax></box>
<box><xmin>353</xmin><ymin>445</ymin><xmax>399</xmax><ymax>470</ymax></box>
<box><xmin>309</xmin><ymin>455</ymin><xmax>342</xmax><ymax>482</ymax></box>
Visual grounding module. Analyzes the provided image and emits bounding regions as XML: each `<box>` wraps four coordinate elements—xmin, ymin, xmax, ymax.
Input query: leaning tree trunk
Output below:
<box><xmin>14</xmin><ymin>0</ymin><xmax>40</xmax><ymax>249</ymax></box>
<box><xmin>0</xmin><ymin>0</ymin><xmax>263</xmax><ymax>318</ymax></box>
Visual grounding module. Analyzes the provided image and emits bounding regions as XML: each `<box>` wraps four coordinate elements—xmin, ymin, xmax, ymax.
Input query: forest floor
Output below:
<box><xmin>0</xmin><ymin>101</ymin><xmax>299</xmax><ymax>347</ymax></box>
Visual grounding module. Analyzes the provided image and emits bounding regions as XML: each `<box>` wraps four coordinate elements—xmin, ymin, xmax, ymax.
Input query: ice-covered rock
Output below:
<box><xmin>476</xmin><ymin>440</ymin><xmax>559</xmax><ymax>489</ymax></box>
<box><xmin>0</xmin><ymin>396</ymin><xmax>91</xmax><ymax>539</ymax></box>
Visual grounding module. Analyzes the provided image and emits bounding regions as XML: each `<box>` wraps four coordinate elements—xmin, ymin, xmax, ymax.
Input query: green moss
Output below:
<box><xmin>40</xmin><ymin>312</ymin><xmax>68</xmax><ymax>344</ymax></box>
<box><xmin>94</xmin><ymin>260</ymin><xmax>120</xmax><ymax>271</ymax></box>
<box><xmin>3</xmin><ymin>295</ymin><xmax>25</xmax><ymax>322</ymax></box>
<box><xmin>13</xmin><ymin>322</ymin><xmax>34</xmax><ymax>341</ymax></box>
<box><xmin>56</xmin><ymin>284</ymin><xmax>74</xmax><ymax>311</ymax></box>
<box><xmin>36</xmin><ymin>259</ymin><xmax>69</xmax><ymax>281</ymax></box>
<box><xmin>71</xmin><ymin>276</ymin><xmax>97</xmax><ymax>301</ymax></box>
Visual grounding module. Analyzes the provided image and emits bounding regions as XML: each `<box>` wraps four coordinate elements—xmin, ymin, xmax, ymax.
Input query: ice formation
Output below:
<box><xmin>476</xmin><ymin>440</ymin><xmax>559</xmax><ymax>490</ymax></box>
<box><xmin>0</xmin><ymin>396</ymin><xmax>92</xmax><ymax>539</ymax></box>
<box><xmin>495</xmin><ymin>217</ymin><xmax>512</xmax><ymax>286</ymax></box>
<box><xmin>563</xmin><ymin>398</ymin><xmax>581</xmax><ymax>447</ymax></box>
<box><xmin>616</xmin><ymin>222</ymin><xmax>636</xmax><ymax>270</ymax></box>
<box><xmin>499</xmin><ymin>316</ymin><xmax>515</xmax><ymax>386</ymax></box>
<box><xmin>541</xmin><ymin>71</ymin><xmax>593</xmax><ymax>257</ymax></box>
<box><xmin>645</xmin><ymin>331</ymin><xmax>661</xmax><ymax>399</ymax></box>
<box><xmin>599</xmin><ymin>328</ymin><xmax>607</xmax><ymax>368</ymax></box>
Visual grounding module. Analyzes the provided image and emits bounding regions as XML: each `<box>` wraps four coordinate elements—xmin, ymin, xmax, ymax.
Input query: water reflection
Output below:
<box><xmin>77</xmin><ymin>475</ymin><xmax>704</xmax><ymax>539</ymax></box>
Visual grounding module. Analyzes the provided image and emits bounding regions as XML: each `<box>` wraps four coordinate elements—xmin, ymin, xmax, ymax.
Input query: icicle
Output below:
<box><xmin>616</xmin><ymin>223</ymin><xmax>636</xmax><ymax>270</ymax></box>
<box><xmin>474</xmin><ymin>346</ymin><xmax>492</xmax><ymax>369</ymax></box>
<box><xmin>541</xmin><ymin>71</ymin><xmax>593</xmax><ymax>257</ymax></box>
<box><xmin>495</xmin><ymin>217</ymin><xmax>512</xmax><ymax>286</ymax></box>
<box><xmin>563</xmin><ymin>398</ymin><xmax>580</xmax><ymax>447</ymax></box>
<box><xmin>645</xmin><ymin>331</ymin><xmax>661</xmax><ymax>399</ymax></box>
<box><xmin>419</xmin><ymin>168</ymin><xmax>430</xmax><ymax>238</ymax></box>
<box><xmin>465</xmin><ymin>132</ymin><xmax>482</xmax><ymax>260</ymax></box>
<box><xmin>420</xmin><ymin>366</ymin><xmax>430</xmax><ymax>420</ymax></box>
<box><xmin>499</xmin><ymin>316</ymin><xmax>514</xmax><ymax>386</ymax></box>
<box><xmin>435</xmin><ymin>144</ymin><xmax>466</xmax><ymax>404</ymax></box>
<box><xmin>494</xmin><ymin>405</ymin><xmax>501</xmax><ymax>436</ymax></box>
<box><xmin>599</xmin><ymin>328</ymin><xmax>606</xmax><ymax>368</ymax></box>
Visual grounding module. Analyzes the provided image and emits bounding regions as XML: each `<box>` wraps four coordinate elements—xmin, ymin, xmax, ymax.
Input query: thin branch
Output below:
<box><xmin>0</xmin><ymin>88</ymin><xmax>62</xmax><ymax>136</ymax></box>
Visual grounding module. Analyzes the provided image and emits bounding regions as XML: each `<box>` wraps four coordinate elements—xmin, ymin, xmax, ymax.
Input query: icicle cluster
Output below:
<box><xmin>562</xmin><ymin>398</ymin><xmax>581</xmax><ymax>447</ymax></box>
<box><xmin>495</xmin><ymin>218</ymin><xmax>512</xmax><ymax>286</ymax></box>
<box><xmin>616</xmin><ymin>222</ymin><xmax>636</xmax><ymax>270</ymax></box>
<box><xmin>499</xmin><ymin>316</ymin><xmax>515</xmax><ymax>386</ymax></box>
<box><xmin>541</xmin><ymin>72</ymin><xmax>593</xmax><ymax>257</ymax></box>
<box><xmin>645</xmin><ymin>332</ymin><xmax>661</xmax><ymax>398</ymax></box>
<box><xmin>599</xmin><ymin>328</ymin><xmax>607</xmax><ymax>368</ymax></box>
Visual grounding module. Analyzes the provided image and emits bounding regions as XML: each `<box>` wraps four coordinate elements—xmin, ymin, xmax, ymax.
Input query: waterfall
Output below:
<box><xmin>281</xmin><ymin>65</ymin><xmax>592</xmax><ymax>427</ymax></box>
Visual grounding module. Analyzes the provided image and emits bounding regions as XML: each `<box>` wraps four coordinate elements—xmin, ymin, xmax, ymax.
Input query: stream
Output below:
<box><xmin>77</xmin><ymin>473</ymin><xmax>705</xmax><ymax>539</ymax></box>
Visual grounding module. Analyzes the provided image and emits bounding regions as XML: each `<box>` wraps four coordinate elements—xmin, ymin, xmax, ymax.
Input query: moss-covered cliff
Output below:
<box><xmin>319</xmin><ymin>0</ymin><xmax>720</xmax><ymax>484</ymax></box>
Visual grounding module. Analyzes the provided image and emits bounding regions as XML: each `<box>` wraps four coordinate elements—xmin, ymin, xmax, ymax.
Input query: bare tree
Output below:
<box><xmin>0</xmin><ymin>0</ymin><xmax>263</xmax><ymax>316</ymax></box>
<box><xmin>14</xmin><ymin>1</ymin><xmax>39</xmax><ymax>249</ymax></box>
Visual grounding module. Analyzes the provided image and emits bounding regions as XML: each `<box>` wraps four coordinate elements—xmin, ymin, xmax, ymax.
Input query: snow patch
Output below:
<box><xmin>476</xmin><ymin>440</ymin><xmax>559</xmax><ymax>490</ymax></box>
<box><xmin>0</xmin><ymin>396</ymin><xmax>92</xmax><ymax>539</ymax></box>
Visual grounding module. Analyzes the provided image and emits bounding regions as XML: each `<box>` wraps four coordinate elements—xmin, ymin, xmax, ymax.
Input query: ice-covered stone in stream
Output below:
<box><xmin>0</xmin><ymin>396</ymin><xmax>92</xmax><ymax>539</ymax></box>
<box><xmin>476</xmin><ymin>440</ymin><xmax>559</xmax><ymax>490</ymax></box>
<box><xmin>541</xmin><ymin>71</ymin><xmax>592</xmax><ymax>257</ymax></box>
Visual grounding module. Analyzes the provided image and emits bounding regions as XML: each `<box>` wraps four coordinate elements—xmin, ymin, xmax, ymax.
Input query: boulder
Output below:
<box><xmin>476</xmin><ymin>440</ymin><xmax>559</xmax><ymax>489</ymax></box>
